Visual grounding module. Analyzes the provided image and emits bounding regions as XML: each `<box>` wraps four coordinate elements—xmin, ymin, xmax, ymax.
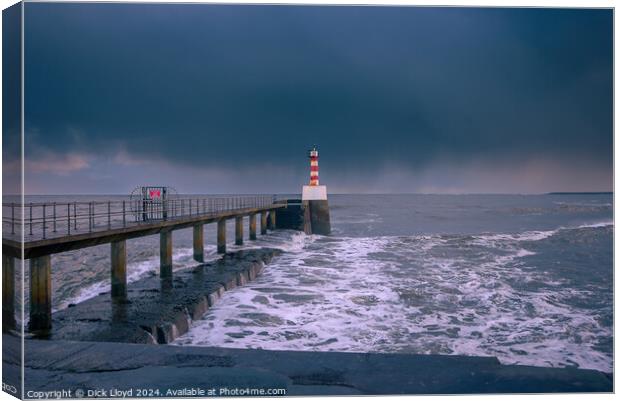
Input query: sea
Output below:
<box><xmin>10</xmin><ymin>194</ymin><xmax>614</xmax><ymax>373</ymax></box>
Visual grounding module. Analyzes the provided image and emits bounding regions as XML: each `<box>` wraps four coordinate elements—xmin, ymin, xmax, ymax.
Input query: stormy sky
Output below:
<box><xmin>11</xmin><ymin>4</ymin><xmax>613</xmax><ymax>194</ymax></box>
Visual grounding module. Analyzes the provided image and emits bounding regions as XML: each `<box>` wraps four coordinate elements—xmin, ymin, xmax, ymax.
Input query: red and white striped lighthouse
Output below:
<box><xmin>308</xmin><ymin>146</ymin><xmax>319</xmax><ymax>186</ymax></box>
<box><xmin>301</xmin><ymin>145</ymin><xmax>330</xmax><ymax>234</ymax></box>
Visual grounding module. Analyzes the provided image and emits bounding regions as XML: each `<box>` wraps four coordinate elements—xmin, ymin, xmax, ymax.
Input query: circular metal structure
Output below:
<box><xmin>129</xmin><ymin>186</ymin><xmax>178</xmax><ymax>222</ymax></box>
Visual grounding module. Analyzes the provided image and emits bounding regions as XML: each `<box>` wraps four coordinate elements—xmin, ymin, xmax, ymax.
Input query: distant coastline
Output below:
<box><xmin>548</xmin><ymin>192</ymin><xmax>613</xmax><ymax>195</ymax></box>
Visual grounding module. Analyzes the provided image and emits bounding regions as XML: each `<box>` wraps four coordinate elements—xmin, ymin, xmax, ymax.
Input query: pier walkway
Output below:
<box><xmin>1</xmin><ymin>195</ymin><xmax>285</xmax><ymax>333</ymax></box>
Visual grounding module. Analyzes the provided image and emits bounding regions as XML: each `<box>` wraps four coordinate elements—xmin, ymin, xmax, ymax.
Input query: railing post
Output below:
<box><xmin>123</xmin><ymin>201</ymin><xmax>126</xmax><ymax>227</ymax></box>
<box><xmin>74</xmin><ymin>202</ymin><xmax>77</xmax><ymax>231</ymax></box>
<box><xmin>89</xmin><ymin>202</ymin><xmax>93</xmax><ymax>232</ymax></box>
<box><xmin>107</xmin><ymin>201</ymin><xmax>111</xmax><ymax>229</ymax></box>
<box><xmin>67</xmin><ymin>203</ymin><xmax>71</xmax><ymax>235</ymax></box>
<box><xmin>29</xmin><ymin>203</ymin><xmax>33</xmax><ymax>236</ymax></box>
<box><xmin>11</xmin><ymin>202</ymin><xmax>14</xmax><ymax>235</ymax></box>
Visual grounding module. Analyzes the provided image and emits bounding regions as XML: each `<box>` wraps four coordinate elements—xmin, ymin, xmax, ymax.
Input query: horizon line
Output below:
<box><xmin>4</xmin><ymin>191</ymin><xmax>613</xmax><ymax>197</ymax></box>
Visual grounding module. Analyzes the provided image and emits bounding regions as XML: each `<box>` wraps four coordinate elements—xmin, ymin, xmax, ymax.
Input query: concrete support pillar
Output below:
<box><xmin>111</xmin><ymin>240</ymin><xmax>127</xmax><ymax>300</ymax></box>
<box><xmin>235</xmin><ymin>216</ymin><xmax>244</xmax><ymax>246</ymax></box>
<box><xmin>160</xmin><ymin>230</ymin><xmax>173</xmax><ymax>278</ymax></box>
<box><xmin>217</xmin><ymin>219</ymin><xmax>227</xmax><ymax>254</ymax></box>
<box><xmin>305</xmin><ymin>200</ymin><xmax>331</xmax><ymax>236</ymax></box>
<box><xmin>261</xmin><ymin>212</ymin><xmax>268</xmax><ymax>235</ymax></box>
<box><xmin>269</xmin><ymin>211</ymin><xmax>276</xmax><ymax>230</ymax></box>
<box><xmin>249</xmin><ymin>214</ymin><xmax>257</xmax><ymax>240</ymax></box>
<box><xmin>29</xmin><ymin>255</ymin><xmax>52</xmax><ymax>332</ymax></box>
<box><xmin>193</xmin><ymin>224</ymin><xmax>204</xmax><ymax>262</ymax></box>
<box><xmin>2</xmin><ymin>255</ymin><xmax>15</xmax><ymax>332</ymax></box>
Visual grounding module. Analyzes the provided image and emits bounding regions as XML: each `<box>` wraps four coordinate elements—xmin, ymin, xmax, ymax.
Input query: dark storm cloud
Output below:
<box><xmin>21</xmin><ymin>4</ymin><xmax>612</xmax><ymax>193</ymax></box>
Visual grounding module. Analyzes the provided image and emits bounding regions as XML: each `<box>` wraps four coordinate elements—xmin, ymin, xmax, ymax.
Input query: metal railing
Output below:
<box><xmin>2</xmin><ymin>195</ymin><xmax>275</xmax><ymax>241</ymax></box>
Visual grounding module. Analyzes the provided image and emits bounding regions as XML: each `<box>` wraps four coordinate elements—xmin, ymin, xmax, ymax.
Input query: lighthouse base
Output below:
<box><xmin>302</xmin><ymin>186</ymin><xmax>331</xmax><ymax>236</ymax></box>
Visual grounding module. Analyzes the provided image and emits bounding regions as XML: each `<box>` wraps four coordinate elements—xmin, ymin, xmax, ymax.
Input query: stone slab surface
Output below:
<box><xmin>1</xmin><ymin>335</ymin><xmax>612</xmax><ymax>397</ymax></box>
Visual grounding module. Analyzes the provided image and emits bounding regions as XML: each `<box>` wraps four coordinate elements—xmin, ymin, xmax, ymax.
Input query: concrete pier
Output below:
<box><xmin>160</xmin><ymin>231</ymin><xmax>173</xmax><ymax>278</ymax></box>
<box><xmin>2</xmin><ymin>197</ymin><xmax>284</xmax><ymax>333</ymax></box>
<box><xmin>193</xmin><ymin>224</ymin><xmax>204</xmax><ymax>262</ymax></box>
<box><xmin>110</xmin><ymin>241</ymin><xmax>127</xmax><ymax>300</ymax></box>
<box><xmin>249</xmin><ymin>214</ymin><xmax>257</xmax><ymax>240</ymax></box>
<box><xmin>29</xmin><ymin>255</ymin><xmax>52</xmax><ymax>332</ymax></box>
<box><xmin>2</xmin><ymin>255</ymin><xmax>15</xmax><ymax>331</ymax></box>
<box><xmin>217</xmin><ymin>219</ymin><xmax>227</xmax><ymax>254</ymax></box>
<box><xmin>269</xmin><ymin>211</ymin><xmax>276</xmax><ymax>230</ymax></box>
<box><xmin>235</xmin><ymin>216</ymin><xmax>244</xmax><ymax>245</ymax></box>
<box><xmin>302</xmin><ymin>186</ymin><xmax>331</xmax><ymax>235</ymax></box>
<box><xmin>261</xmin><ymin>212</ymin><xmax>268</xmax><ymax>235</ymax></box>
<box><xmin>274</xmin><ymin>199</ymin><xmax>304</xmax><ymax>231</ymax></box>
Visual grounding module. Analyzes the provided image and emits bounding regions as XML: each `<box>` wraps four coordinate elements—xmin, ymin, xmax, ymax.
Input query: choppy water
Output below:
<box><xmin>11</xmin><ymin>194</ymin><xmax>614</xmax><ymax>373</ymax></box>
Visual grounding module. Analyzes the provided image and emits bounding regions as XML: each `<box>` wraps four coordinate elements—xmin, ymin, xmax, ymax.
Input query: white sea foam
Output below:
<box><xmin>173</xmin><ymin>226</ymin><xmax>612</xmax><ymax>373</ymax></box>
<box><xmin>576</xmin><ymin>220</ymin><xmax>614</xmax><ymax>229</ymax></box>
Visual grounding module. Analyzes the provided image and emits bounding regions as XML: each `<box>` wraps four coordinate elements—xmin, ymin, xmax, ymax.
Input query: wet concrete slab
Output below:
<box><xmin>1</xmin><ymin>335</ymin><xmax>612</xmax><ymax>397</ymax></box>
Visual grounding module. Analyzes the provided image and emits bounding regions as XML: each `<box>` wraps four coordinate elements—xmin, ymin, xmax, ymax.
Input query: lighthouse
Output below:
<box><xmin>309</xmin><ymin>147</ymin><xmax>320</xmax><ymax>186</ymax></box>
<box><xmin>301</xmin><ymin>146</ymin><xmax>331</xmax><ymax>235</ymax></box>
